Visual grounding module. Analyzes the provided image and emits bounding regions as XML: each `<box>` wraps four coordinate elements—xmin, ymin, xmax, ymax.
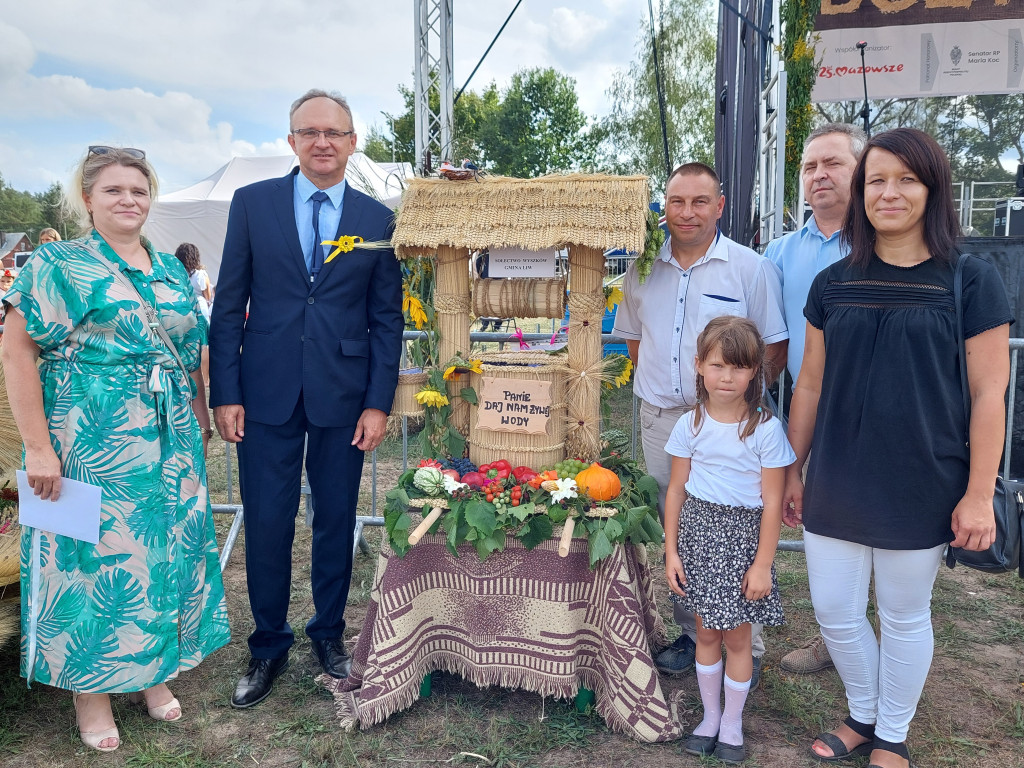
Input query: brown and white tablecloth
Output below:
<box><xmin>320</xmin><ymin>532</ymin><xmax>683</xmax><ymax>742</ymax></box>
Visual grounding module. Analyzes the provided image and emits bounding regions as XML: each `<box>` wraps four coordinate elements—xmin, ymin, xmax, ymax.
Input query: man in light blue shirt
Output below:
<box><xmin>764</xmin><ymin>123</ymin><xmax>865</xmax><ymax>679</ymax></box>
<box><xmin>766</xmin><ymin>123</ymin><xmax>865</xmax><ymax>386</ymax></box>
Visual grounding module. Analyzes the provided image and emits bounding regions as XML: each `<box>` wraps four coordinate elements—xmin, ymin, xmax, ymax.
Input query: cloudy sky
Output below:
<box><xmin>0</xmin><ymin>0</ymin><xmax>651</xmax><ymax>195</ymax></box>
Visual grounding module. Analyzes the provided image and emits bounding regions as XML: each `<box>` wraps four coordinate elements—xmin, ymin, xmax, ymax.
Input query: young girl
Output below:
<box><xmin>664</xmin><ymin>315</ymin><xmax>795</xmax><ymax>764</ymax></box>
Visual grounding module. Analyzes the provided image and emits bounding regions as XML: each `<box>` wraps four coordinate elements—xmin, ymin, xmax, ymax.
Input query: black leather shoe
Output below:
<box><xmin>230</xmin><ymin>656</ymin><xmax>288</xmax><ymax>709</ymax></box>
<box><xmin>311</xmin><ymin>638</ymin><xmax>352</xmax><ymax>679</ymax></box>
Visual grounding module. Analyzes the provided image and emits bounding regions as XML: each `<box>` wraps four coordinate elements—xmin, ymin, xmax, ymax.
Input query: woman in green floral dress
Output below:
<box><xmin>1</xmin><ymin>147</ymin><xmax>230</xmax><ymax>752</ymax></box>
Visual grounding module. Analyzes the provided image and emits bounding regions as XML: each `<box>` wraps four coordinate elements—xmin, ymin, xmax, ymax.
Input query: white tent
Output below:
<box><xmin>145</xmin><ymin>153</ymin><xmax>412</xmax><ymax>280</ymax></box>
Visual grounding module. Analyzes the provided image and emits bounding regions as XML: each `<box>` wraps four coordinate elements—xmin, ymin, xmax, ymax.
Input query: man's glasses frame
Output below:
<box><xmin>291</xmin><ymin>129</ymin><xmax>355</xmax><ymax>143</ymax></box>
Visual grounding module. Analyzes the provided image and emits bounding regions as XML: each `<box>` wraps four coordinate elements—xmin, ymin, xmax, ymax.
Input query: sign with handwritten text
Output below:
<box><xmin>476</xmin><ymin>376</ymin><xmax>552</xmax><ymax>435</ymax></box>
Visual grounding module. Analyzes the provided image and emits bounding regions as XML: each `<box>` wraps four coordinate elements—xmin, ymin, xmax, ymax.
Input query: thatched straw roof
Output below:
<box><xmin>392</xmin><ymin>173</ymin><xmax>649</xmax><ymax>259</ymax></box>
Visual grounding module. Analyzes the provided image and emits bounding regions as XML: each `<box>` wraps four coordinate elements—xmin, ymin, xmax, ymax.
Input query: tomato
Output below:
<box><xmin>511</xmin><ymin>499</ymin><xmax>519</xmax><ymax>507</ymax></box>
<box><xmin>485</xmin><ymin>494</ymin><xmax>494</xmax><ymax>503</ymax></box>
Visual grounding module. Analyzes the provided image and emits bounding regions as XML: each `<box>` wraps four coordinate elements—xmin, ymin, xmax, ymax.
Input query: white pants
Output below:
<box><xmin>804</xmin><ymin>531</ymin><xmax>944</xmax><ymax>743</ymax></box>
<box><xmin>641</xmin><ymin>399</ymin><xmax>765</xmax><ymax>657</ymax></box>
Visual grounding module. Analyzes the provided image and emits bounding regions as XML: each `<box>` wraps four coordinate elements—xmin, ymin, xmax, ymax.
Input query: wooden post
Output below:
<box><xmin>566</xmin><ymin>244</ymin><xmax>606</xmax><ymax>461</ymax></box>
<box><xmin>433</xmin><ymin>245</ymin><xmax>472</xmax><ymax>440</ymax></box>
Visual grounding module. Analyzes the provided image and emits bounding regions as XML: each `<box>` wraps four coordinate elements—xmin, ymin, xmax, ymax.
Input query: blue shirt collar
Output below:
<box><xmin>804</xmin><ymin>214</ymin><xmax>842</xmax><ymax>243</ymax></box>
<box><xmin>295</xmin><ymin>171</ymin><xmax>347</xmax><ymax>207</ymax></box>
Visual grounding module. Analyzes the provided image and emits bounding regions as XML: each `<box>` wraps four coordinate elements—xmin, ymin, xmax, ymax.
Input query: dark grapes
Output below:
<box><xmin>445</xmin><ymin>457</ymin><xmax>478</xmax><ymax>475</ymax></box>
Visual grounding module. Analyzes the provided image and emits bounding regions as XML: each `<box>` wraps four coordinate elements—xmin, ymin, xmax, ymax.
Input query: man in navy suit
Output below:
<box><xmin>210</xmin><ymin>89</ymin><xmax>403</xmax><ymax>708</ymax></box>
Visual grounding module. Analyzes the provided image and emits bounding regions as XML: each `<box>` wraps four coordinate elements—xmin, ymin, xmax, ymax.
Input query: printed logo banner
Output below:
<box><xmin>812</xmin><ymin>2</ymin><xmax>1024</xmax><ymax>102</ymax></box>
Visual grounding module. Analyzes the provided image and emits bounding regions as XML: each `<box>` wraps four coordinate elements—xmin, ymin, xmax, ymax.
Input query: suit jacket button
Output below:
<box><xmin>301</xmin><ymin>335</ymin><xmax>305</xmax><ymax>342</ymax></box>
<box><xmin>307</xmin><ymin>297</ymin><xmax>315</xmax><ymax>304</ymax></box>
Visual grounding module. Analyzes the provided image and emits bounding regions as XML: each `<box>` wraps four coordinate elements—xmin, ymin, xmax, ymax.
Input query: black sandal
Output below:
<box><xmin>811</xmin><ymin>716</ymin><xmax>875</xmax><ymax>762</ymax></box>
<box><xmin>868</xmin><ymin>737</ymin><xmax>913</xmax><ymax>768</ymax></box>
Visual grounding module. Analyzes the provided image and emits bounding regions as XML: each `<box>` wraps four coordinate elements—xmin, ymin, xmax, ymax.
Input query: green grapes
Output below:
<box><xmin>554</xmin><ymin>458</ymin><xmax>589</xmax><ymax>479</ymax></box>
<box><xmin>493</xmin><ymin>488</ymin><xmax>513</xmax><ymax>514</ymax></box>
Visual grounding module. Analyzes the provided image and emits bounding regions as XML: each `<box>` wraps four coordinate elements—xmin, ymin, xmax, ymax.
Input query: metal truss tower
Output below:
<box><xmin>758</xmin><ymin>0</ymin><xmax>787</xmax><ymax>245</ymax></box>
<box><xmin>414</xmin><ymin>0</ymin><xmax>454</xmax><ymax>176</ymax></box>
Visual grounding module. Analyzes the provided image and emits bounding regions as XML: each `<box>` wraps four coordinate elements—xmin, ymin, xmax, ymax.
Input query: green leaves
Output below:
<box><xmin>474</xmin><ymin>528</ymin><xmax>506</xmax><ymax>560</ymax></box>
<box><xmin>460</xmin><ymin>387</ymin><xmax>478</xmax><ymax>405</ymax></box>
<box><xmin>517</xmin><ymin>515</ymin><xmax>552</xmax><ymax>550</ymax></box>
<box><xmin>465</xmin><ymin>499</ymin><xmax>497</xmax><ymax>536</ymax></box>
<box><xmin>588</xmin><ymin>528</ymin><xmax>615</xmax><ymax>568</ymax></box>
<box><xmin>384</xmin><ymin>486</ymin><xmax>413</xmax><ymax>557</ymax></box>
<box><xmin>384</xmin><ymin>460</ymin><xmax>663</xmax><ymax>568</ymax></box>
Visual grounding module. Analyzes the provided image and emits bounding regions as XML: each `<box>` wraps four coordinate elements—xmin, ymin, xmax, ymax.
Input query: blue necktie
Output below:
<box><xmin>310</xmin><ymin>190</ymin><xmax>329</xmax><ymax>282</ymax></box>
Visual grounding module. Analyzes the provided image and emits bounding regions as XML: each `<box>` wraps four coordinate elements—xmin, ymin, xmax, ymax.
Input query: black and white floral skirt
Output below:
<box><xmin>670</xmin><ymin>495</ymin><xmax>785</xmax><ymax>630</ymax></box>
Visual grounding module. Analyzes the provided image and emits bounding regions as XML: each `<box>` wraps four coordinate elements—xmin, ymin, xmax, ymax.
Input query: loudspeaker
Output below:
<box><xmin>995</xmin><ymin>199</ymin><xmax>1024</xmax><ymax>237</ymax></box>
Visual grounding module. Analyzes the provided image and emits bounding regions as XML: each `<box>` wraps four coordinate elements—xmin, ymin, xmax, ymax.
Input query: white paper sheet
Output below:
<box><xmin>16</xmin><ymin>470</ymin><xmax>101</xmax><ymax>544</ymax></box>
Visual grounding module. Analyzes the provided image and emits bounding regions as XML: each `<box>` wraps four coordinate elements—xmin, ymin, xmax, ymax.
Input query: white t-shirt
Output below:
<box><xmin>664</xmin><ymin>408</ymin><xmax>795</xmax><ymax>508</ymax></box>
<box><xmin>190</xmin><ymin>269</ymin><xmax>211</xmax><ymax>321</ymax></box>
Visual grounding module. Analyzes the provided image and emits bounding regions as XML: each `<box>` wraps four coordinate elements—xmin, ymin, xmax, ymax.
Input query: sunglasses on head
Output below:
<box><xmin>88</xmin><ymin>145</ymin><xmax>146</xmax><ymax>160</ymax></box>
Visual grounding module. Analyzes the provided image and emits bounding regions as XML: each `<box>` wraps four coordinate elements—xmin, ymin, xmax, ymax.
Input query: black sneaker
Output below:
<box><xmin>654</xmin><ymin>634</ymin><xmax>696</xmax><ymax>675</ymax></box>
<box><xmin>750</xmin><ymin>654</ymin><xmax>762</xmax><ymax>691</ymax></box>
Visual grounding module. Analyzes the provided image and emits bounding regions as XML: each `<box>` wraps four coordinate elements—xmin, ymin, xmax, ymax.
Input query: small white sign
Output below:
<box><xmin>17</xmin><ymin>470</ymin><xmax>102</xmax><ymax>544</ymax></box>
<box><xmin>488</xmin><ymin>248</ymin><xmax>557</xmax><ymax>278</ymax></box>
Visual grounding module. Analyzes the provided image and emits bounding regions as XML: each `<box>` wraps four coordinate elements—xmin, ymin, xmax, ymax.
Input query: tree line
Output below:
<box><xmin>362</xmin><ymin>0</ymin><xmax>1020</xmax><ymax>211</ymax></box>
<box><xmin>0</xmin><ymin>177</ymin><xmax>75</xmax><ymax>243</ymax></box>
<box><xmin>2</xmin><ymin>0</ymin><xmax>1020</xmax><ymax>238</ymax></box>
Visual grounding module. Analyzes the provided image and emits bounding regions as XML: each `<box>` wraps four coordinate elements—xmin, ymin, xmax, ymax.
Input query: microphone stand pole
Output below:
<box><xmin>857</xmin><ymin>41</ymin><xmax>871</xmax><ymax>137</ymax></box>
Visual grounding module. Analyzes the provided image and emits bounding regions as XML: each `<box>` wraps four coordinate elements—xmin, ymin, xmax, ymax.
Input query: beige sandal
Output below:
<box><xmin>73</xmin><ymin>692</ymin><xmax>120</xmax><ymax>752</ymax></box>
<box><xmin>128</xmin><ymin>689</ymin><xmax>182</xmax><ymax>722</ymax></box>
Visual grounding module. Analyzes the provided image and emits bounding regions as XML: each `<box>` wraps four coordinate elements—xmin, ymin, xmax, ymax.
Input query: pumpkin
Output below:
<box><xmin>574</xmin><ymin>462</ymin><xmax>621</xmax><ymax>501</ymax></box>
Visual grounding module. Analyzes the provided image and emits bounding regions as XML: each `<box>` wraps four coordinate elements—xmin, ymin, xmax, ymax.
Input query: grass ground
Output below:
<box><xmin>0</xmin><ymin>385</ymin><xmax>1022</xmax><ymax>767</ymax></box>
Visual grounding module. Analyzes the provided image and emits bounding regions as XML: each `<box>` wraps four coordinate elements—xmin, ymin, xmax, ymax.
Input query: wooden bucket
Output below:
<box><xmin>391</xmin><ymin>369</ymin><xmax>429</xmax><ymax>418</ymax></box>
<box><xmin>467</xmin><ymin>351</ymin><xmax>568</xmax><ymax>470</ymax></box>
<box><xmin>472</xmin><ymin>278</ymin><xmax>566</xmax><ymax>320</ymax></box>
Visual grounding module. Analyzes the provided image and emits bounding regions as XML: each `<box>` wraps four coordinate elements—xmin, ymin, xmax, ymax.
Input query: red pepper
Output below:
<box><xmin>491</xmin><ymin>459</ymin><xmax>512</xmax><ymax>472</ymax></box>
<box><xmin>512</xmin><ymin>466</ymin><xmax>537</xmax><ymax>481</ymax></box>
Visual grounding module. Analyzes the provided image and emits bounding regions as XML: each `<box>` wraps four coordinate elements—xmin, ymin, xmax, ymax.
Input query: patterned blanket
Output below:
<box><xmin>320</xmin><ymin>531</ymin><xmax>683</xmax><ymax>742</ymax></box>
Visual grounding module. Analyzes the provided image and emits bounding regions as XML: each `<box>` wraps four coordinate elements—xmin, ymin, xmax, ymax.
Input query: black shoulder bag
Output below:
<box><xmin>945</xmin><ymin>252</ymin><xmax>1023</xmax><ymax>574</ymax></box>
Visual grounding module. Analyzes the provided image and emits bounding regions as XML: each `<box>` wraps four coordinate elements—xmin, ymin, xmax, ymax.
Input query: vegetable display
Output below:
<box><xmin>385</xmin><ymin>432</ymin><xmax>663</xmax><ymax>567</ymax></box>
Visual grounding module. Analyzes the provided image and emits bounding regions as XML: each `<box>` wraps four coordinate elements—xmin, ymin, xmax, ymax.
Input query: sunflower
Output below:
<box><xmin>414</xmin><ymin>388</ymin><xmax>449</xmax><ymax>408</ymax></box>
<box><xmin>443</xmin><ymin>359</ymin><xmax>484</xmax><ymax>380</ymax></box>
<box><xmin>604</xmin><ymin>285</ymin><xmax>623</xmax><ymax>312</ymax></box>
<box><xmin>403</xmin><ymin>293</ymin><xmax>429</xmax><ymax>330</ymax></box>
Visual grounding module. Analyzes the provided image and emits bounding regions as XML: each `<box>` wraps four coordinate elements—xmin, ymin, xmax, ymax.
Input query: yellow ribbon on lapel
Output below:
<box><xmin>322</xmin><ymin>235</ymin><xmax>363</xmax><ymax>263</ymax></box>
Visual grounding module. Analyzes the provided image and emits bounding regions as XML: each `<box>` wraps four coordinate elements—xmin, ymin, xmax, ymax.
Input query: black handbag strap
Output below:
<box><xmin>954</xmin><ymin>250</ymin><xmax>970</xmax><ymax>447</ymax></box>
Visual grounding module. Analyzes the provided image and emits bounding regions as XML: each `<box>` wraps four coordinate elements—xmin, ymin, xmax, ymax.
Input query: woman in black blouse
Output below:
<box><xmin>783</xmin><ymin>128</ymin><xmax>1011</xmax><ymax>768</ymax></box>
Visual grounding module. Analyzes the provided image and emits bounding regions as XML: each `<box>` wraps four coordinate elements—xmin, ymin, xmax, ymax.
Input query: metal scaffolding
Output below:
<box><xmin>414</xmin><ymin>0</ymin><xmax>454</xmax><ymax>176</ymax></box>
<box><xmin>758</xmin><ymin>0</ymin><xmax>786</xmax><ymax>245</ymax></box>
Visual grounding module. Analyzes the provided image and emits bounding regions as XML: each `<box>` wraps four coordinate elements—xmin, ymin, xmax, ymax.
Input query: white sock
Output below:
<box><xmin>693</xmin><ymin>659</ymin><xmax>723</xmax><ymax>737</ymax></box>
<box><xmin>719</xmin><ymin>673</ymin><xmax>751</xmax><ymax>746</ymax></box>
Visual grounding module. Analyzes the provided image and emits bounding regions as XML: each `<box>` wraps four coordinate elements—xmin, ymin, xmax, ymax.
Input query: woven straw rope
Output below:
<box><xmin>472</xmin><ymin>278</ymin><xmax>566</xmax><ymax>319</ymax></box>
<box><xmin>435</xmin><ymin>294</ymin><xmax>472</xmax><ymax>315</ymax></box>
